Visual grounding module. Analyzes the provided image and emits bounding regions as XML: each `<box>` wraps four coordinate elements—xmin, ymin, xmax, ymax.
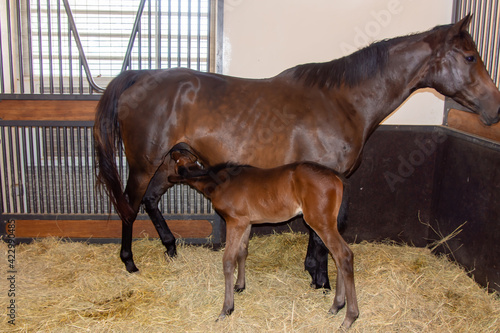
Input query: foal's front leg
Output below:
<box><xmin>235</xmin><ymin>225</ymin><xmax>251</xmax><ymax>292</ymax></box>
<box><xmin>219</xmin><ymin>222</ymin><xmax>248</xmax><ymax>319</ymax></box>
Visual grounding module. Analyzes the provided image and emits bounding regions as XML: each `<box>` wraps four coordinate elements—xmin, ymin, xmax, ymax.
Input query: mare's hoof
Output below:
<box><xmin>165</xmin><ymin>242</ymin><xmax>177</xmax><ymax>258</ymax></box>
<box><xmin>125</xmin><ymin>263</ymin><xmax>139</xmax><ymax>273</ymax></box>
<box><xmin>311</xmin><ymin>281</ymin><xmax>332</xmax><ymax>291</ymax></box>
<box><xmin>164</xmin><ymin>247</ymin><xmax>177</xmax><ymax>259</ymax></box>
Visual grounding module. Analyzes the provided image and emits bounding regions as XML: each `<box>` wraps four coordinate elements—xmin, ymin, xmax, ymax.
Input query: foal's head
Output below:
<box><xmin>171</xmin><ymin>149</ymin><xmax>206</xmax><ymax>177</ymax></box>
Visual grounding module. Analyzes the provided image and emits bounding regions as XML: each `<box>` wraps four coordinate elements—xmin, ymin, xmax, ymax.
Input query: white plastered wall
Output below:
<box><xmin>222</xmin><ymin>0</ymin><xmax>454</xmax><ymax>125</ymax></box>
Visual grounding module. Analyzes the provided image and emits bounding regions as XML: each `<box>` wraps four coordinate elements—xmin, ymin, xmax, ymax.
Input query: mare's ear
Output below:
<box><xmin>448</xmin><ymin>14</ymin><xmax>472</xmax><ymax>38</ymax></box>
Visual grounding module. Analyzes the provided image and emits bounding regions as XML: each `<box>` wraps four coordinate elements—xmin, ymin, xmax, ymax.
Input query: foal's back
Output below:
<box><xmin>204</xmin><ymin>163</ymin><xmax>343</xmax><ymax>224</ymax></box>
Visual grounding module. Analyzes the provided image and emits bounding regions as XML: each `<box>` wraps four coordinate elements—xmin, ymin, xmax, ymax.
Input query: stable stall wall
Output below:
<box><xmin>343</xmin><ymin>126</ymin><xmax>500</xmax><ymax>293</ymax></box>
<box><xmin>430</xmin><ymin>129</ymin><xmax>500</xmax><ymax>293</ymax></box>
<box><xmin>222</xmin><ymin>0</ymin><xmax>453</xmax><ymax>125</ymax></box>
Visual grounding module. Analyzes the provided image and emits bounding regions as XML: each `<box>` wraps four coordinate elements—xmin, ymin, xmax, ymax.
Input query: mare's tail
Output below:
<box><xmin>94</xmin><ymin>71</ymin><xmax>141</xmax><ymax>223</ymax></box>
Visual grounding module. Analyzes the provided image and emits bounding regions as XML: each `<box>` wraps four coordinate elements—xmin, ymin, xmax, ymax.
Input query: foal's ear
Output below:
<box><xmin>171</xmin><ymin>151</ymin><xmax>182</xmax><ymax>161</ymax></box>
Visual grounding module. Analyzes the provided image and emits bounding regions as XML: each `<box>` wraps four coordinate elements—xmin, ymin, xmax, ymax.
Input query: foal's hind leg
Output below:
<box><xmin>142</xmin><ymin>164</ymin><xmax>177</xmax><ymax>258</ymax></box>
<box><xmin>316</xmin><ymin>228</ymin><xmax>359</xmax><ymax>328</ymax></box>
<box><xmin>235</xmin><ymin>225</ymin><xmax>251</xmax><ymax>293</ymax></box>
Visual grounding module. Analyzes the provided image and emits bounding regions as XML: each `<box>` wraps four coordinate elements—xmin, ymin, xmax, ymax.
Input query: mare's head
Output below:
<box><xmin>425</xmin><ymin>15</ymin><xmax>500</xmax><ymax>125</ymax></box>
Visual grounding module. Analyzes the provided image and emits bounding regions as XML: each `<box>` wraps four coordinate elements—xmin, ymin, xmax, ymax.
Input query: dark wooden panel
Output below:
<box><xmin>0</xmin><ymin>100</ymin><xmax>98</xmax><ymax>121</ymax></box>
<box><xmin>431</xmin><ymin>127</ymin><xmax>500</xmax><ymax>293</ymax></box>
<box><xmin>340</xmin><ymin>126</ymin><xmax>437</xmax><ymax>246</ymax></box>
<box><xmin>11</xmin><ymin>219</ymin><xmax>213</xmax><ymax>239</ymax></box>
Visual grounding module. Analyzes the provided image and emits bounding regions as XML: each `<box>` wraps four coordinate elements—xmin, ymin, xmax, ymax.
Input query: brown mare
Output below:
<box><xmin>168</xmin><ymin>147</ymin><xmax>357</xmax><ymax>328</ymax></box>
<box><xmin>94</xmin><ymin>16</ymin><xmax>500</xmax><ymax>288</ymax></box>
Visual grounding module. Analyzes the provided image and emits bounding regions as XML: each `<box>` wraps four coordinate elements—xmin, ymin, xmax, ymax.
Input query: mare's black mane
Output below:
<box><xmin>290</xmin><ymin>24</ymin><xmax>452</xmax><ymax>89</ymax></box>
<box><xmin>291</xmin><ymin>40</ymin><xmax>391</xmax><ymax>89</ymax></box>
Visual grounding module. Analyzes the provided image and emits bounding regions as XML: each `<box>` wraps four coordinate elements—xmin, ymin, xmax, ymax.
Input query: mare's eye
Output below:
<box><xmin>465</xmin><ymin>55</ymin><xmax>476</xmax><ymax>63</ymax></box>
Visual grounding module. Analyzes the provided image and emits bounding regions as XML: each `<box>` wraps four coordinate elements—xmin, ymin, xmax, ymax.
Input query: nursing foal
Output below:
<box><xmin>169</xmin><ymin>148</ymin><xmax>358</xmax><ymax>329</ymax></box>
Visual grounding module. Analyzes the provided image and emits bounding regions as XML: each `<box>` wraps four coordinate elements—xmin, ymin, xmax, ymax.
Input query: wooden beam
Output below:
<box><xmin>0</xmin><ymin>100</ymin><xmax>98</xmax><ymax>121</ymax></box>
<box><xmin>11</xmin><ymin>219</ymin><xmax>213</xmax><ymax>239</ymax></box>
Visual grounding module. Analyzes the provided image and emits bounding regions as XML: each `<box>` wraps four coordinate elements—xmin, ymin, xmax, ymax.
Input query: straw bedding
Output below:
<box><xmin>1</xmin><ymin>232</ymin><xmax>499</xmax><ymax>332</ymax></box>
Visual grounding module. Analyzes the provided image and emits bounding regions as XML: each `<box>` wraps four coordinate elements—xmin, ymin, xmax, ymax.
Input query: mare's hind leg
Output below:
<box><xmin>235</xmin><ymin>225</ymin><xmax>251</xmax><ymax>293</ymax></box>
<box><xmin>142</xmin><ymin>164</ymin><xmax>177</xmax><ymax>258</ymax></box>
<box><xmin>304</xmin><ymin>225</ymin><xmax>331</xmax><ymax>289</ymax></box>
<box><xmin>120</xmin><ymin>168</ymin><xmax>157</xmax><ymax>273</ymax></box>
<box><xmin>121</xmin><ymin>218</ymin><xmax>138</xmax><ymax>273</ymax></box>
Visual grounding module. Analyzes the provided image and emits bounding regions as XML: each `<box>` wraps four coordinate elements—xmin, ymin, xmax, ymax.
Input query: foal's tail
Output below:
<box><xmin>94</xmin><ymin>71</ymin><xmax>141</xmax><ymax>223</ymax></box>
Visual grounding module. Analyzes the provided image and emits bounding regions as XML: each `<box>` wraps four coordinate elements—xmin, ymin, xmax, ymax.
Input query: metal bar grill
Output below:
<box><xmin>0</xmin><ymin>0</ymin><xmax>213</xmax><ymax>97</ymax></box>
<box><xmin>0</xmin><ymin>121</ymin><xmax>214</xmax><ymax>218</ymax></box>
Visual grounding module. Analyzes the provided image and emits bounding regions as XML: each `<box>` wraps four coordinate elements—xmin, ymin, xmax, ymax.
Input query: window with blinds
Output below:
<box><xmin>0</xmin><ymin>0</ymin><xmax>214</xmax><ymax>96</ymax></box>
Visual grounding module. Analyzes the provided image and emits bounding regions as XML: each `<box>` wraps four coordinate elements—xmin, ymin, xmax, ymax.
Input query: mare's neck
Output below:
<box><xmin>344</xmin><ymin>31</ymin><xmax>437</xmax><ymax>138</ymax></box>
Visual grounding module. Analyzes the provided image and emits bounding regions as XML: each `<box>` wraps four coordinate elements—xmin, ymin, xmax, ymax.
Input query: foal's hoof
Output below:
<box><xmin>328</xmin><ymin>302</ymin><xmax>345</xmax><ymax>315</ymax></box>
<box><xmin>234</xmin><ymin>285</ymin><xmax>245</xmax><ymax>293</ymax></box>
<box><xmin>340</xmin><ymin>313</ymin><xmax>359</xmax><ymax>330</ymax></box>
<box><xmin>216</xmin><ymin>309</ymin><xmax>233</xmax><ymax>322</ymax></box>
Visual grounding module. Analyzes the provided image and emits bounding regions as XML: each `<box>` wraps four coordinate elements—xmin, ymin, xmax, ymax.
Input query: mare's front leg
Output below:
<box><xmin>235</xmin><ymin>225</ymin><xmax>252</xmax><ymax>292</ymax></box>
<box><xmin>142</xmin><ymin>164</ymin><xmax>177</xmax><ymax>258</ymax></box>
<box><xmin>304</xmin><ymin>225</ymin><xmax>331</xmax><ymax>289</ymax></box>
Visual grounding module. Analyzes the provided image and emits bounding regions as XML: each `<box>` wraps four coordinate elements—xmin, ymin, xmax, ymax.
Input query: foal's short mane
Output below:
<box><xmin>290</xmin><ymin>24</ymin><xmax>452</xmax><ymax>89</ymax></box>
<box><xmin>178</xmin><ymin>161</ymin><xmax>249</xmax><ymax>180</ymax></box>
